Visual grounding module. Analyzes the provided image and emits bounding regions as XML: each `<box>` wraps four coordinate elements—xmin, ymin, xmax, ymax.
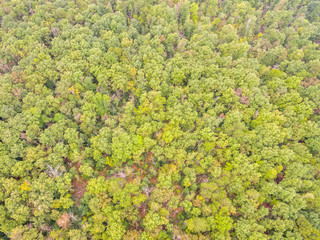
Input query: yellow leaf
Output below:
<box><xmin>130</xmin><ymin>67</ymin><xmax>137</xmax><ymax>80</ymax></box>
<box><xmin>53</xmin><ymin>201</ymin><xmax>61</xmax><ymax>209</ymax></box>
<box><xmin>20</xmin><ymin>180</ymin><xmax>32</xmax><ymax>191</ymax></box>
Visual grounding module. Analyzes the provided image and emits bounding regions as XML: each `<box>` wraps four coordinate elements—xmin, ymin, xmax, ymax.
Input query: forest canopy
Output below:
<box><xmin>1</xmin><ymin>0</ymin><xmax>320</xmax><ymax>239</ymax></box>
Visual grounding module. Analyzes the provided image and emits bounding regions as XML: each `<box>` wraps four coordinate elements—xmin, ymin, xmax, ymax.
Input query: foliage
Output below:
<box><xmin>0</xmin><ymin>0</ymin><xmax>320</xmax><ymax>239</ymax></box>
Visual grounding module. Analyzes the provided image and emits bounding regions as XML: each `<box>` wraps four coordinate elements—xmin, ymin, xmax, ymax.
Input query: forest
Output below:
<box><xmin>0</xmin><ymin>0</ymin><xmax>320</xmax><ymax>239</ymax></box>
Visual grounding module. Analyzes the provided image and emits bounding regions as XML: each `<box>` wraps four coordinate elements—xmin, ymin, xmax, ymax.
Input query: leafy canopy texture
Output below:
<box><xmin>1</xmin><ymin>0</ymin><xmax>320</xmax><ymax>239</ymax></box>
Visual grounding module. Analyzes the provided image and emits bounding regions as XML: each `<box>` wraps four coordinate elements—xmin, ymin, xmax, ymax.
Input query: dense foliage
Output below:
<box><xmin>1</xmin><ymin>0</ymin><xmax>320</xmax><ymax>239</ymax></box>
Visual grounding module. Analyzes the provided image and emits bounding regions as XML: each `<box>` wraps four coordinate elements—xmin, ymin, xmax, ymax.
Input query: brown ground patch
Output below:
<box><xmin>145</xmin><ymin>151</ymin><xmax>154</xmax><ymax>164</ymax></box>
<box><xmin>72</xmin><ymin>178</ymin><xmax>88</xmax><ymax>207</ymax></box>
<box><xmin>138</xmin><ymin>202</ymin><xmax>148</xmax><ymax>219</ymax></box>
<box><xmin>174</xmin><ymin>184</ymin><xmax>183</xmax><ymax>195</ymax></box>
<box><xmin>170</xmin><ymin>207</ymin><xmax>184</xmax><ymax>224</ymax></box>
<box><xmin>64</xmin><ymin>158</ymin><xmax>82</xmax><ymax>173</ymax></box>
<box><xmin>262</xmin><ymin>202</ymin><xmax>273</xmax><ymax>210</ymax></box>
<box><xmin>196</xmin><ymin>174</ymin><xmax>208</xmax><ymax>184</ymax></box>
<box><xmin>57</xmin><ymin>212</ymin><xmax>70</xmax><ymax>230</ymax></box>
<box><xmin>150</xmin><ymin>176</ymin><xmax>157</xmax><ymax>185</ymax></box>
<box><xmin>275</xmin><ymin>173</ymin><xmax>284</xmax><ymax>184</ymax></box>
